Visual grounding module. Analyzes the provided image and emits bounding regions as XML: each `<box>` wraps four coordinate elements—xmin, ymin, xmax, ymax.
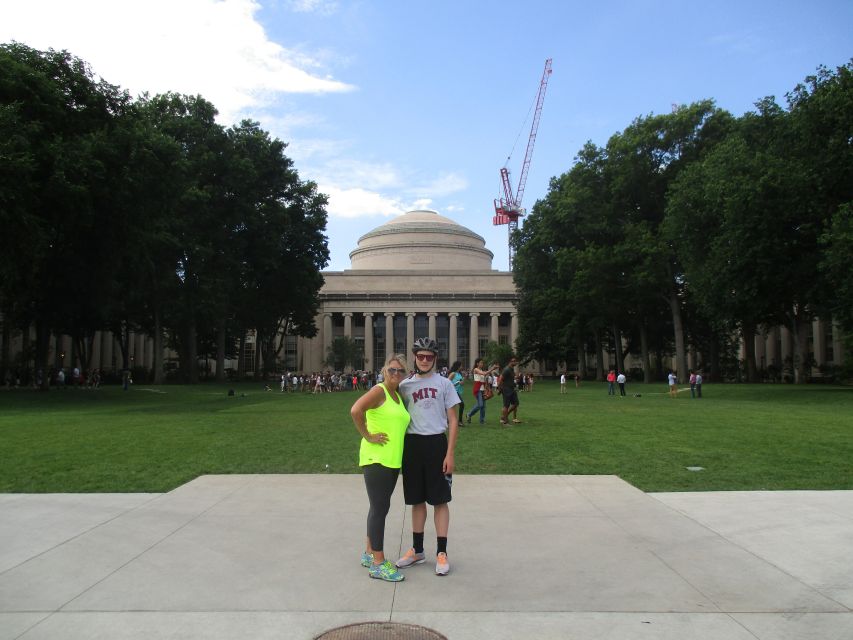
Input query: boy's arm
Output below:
<box><xmin>443</xmin><ymin>405</ymin><xmax>458</xmax><ymax>475</ymax></box>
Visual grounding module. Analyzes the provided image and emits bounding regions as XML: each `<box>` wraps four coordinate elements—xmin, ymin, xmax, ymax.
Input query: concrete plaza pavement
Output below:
<box><xmin>1</xmin><ymin>475</ymin><xmax>851</xmax><ymax>640</ymax></box>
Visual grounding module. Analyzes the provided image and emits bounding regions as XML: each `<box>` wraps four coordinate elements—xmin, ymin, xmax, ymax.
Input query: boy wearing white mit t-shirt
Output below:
<box><xmin>396</xmin><ymin>337</ymin><xmax>460</xmax><ymax>576</ymax></box>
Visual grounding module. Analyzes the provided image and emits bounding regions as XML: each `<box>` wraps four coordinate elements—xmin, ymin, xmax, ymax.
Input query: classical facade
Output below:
<box><xmin>286</xmin><ymin>209</ymin><xmax>519</xmax><ymax>373</ymax></box>
<box><xmin>2</xmin><ymin>208</ymin><xmax>845</xmax><ymax>381</ymax></box>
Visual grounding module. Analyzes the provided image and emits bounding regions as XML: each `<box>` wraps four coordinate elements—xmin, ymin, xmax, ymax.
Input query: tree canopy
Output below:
<box><xmin>1</xmin><ymin>43</ymin><xmax>329</xmax><ymax>384</ymax></box>
<box><xmin>514</xmin><ymin>61</ymin><xmax>852</xmax><ymax>383</ymax></box>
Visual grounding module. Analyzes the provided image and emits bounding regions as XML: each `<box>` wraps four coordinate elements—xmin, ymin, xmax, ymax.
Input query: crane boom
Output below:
<box><xmin>493</xmin><ymin>58</ymin><xmax>553</xmax><ymax>269</ymax></box>
<box><xmin>515</xmin><ymin>58</ymin><xmax>552</xmax><ymax>207</ymax></box>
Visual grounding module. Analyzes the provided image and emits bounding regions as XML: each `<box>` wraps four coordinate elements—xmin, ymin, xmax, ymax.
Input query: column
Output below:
<box><xmin>490</xmin><ymin>312</ymin><xmax>500</xmax><ymax>343</ymax></box>
<box><xmin>426</xmin><ymin>312</ymin><xmax>437</xmax><ymax>340</ymax></box>
<box><xmin>448</xmin><ymin>312</ymin><xmax>459</xmax><ymax>364</ymax></box>
<box><xmin>128</xmin><ymin>331</ymin><xmax>136</xmax><ymax>369</ymax></box>
<box><xmin>780</xmin><ymin>326</ymin><xmax>792</xmax><ymax>364</ymax></box>
<box><xmin>59</xmin><ymin>335</ymin><xmax>70</xmax><ymax>367</ymax></box>
<box><xmin>765</xmin><ymin>326</ymin><xmax>778</xmax><ymax>367</ymax></box>
<box><xmin>510</xmin><ymin>312</ymin><xmax>519</xmax><ymax>352</ymax></box>
<box><xmin>91</xmin><ymin>331</ymin><xmax>101</xmax><ymax>370</ymax></box>
<box><xmin>469</xmin><ymin>312</ymin><xmax>479</xmax><ymax>368</ymax></box>
<box><xmin>102</xmin><ymin>331</ymin><xmax>113</xmax><ymax>371</ymax></box>
<box><xmin>755</xmin><ymin>330</ymin><xmax>766</xmax><ymax>369</ymax></box>
<box><xmin>832</xmin><ymin>321</ymin><xmax>844</xmax><ymax>366</ymax></box>
<box><xmin>136</xmin><ymin>333</ymin><xmax>146</xmax><ymax>368</ymax></box>
<box><xmin>406</xmin><ymin>312</ymin><xmax>416</xmax><ymax>353</ymax></box>
<box><xmin>384</xmin><ymin>312</ymin><xmax>395</xmax><ymax>359</ymax></box>
<box><xmin>323</xmin><ymin>313</ymin><xmax>333</xmax><ymax>365</ymax></box>
<box><xmin>343</xmin><ymin>312</ymin><xmax>353</xmax><ymax>339</ymax></box>
<box><xmin>812</xmin><ymin>318</ymin><xmax>826</xmax><ymax>368</ymax></box>
<box><xmin>364</xmin><ymin>313</ymin><xmax>374</xmax><ymax>372</ymax></box>
<box><xmin>296</xmin><ymin>335</ymin><xmax>304</xmax><ymax>373</ymax></box>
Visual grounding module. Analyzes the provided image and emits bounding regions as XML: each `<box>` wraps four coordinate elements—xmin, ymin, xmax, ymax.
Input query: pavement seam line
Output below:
<box><xmin>389</xmin><ymin>498</ymin><xmax>407</xmax><ymax>622</ymax></box>
<box><xmin>648</xmin><ymin>494</ymin><xmax>853</xmax><ymax>612</ymax></box>
<box><xmin>53</xmin><ymin>476</ymin><xmax>255</xmax><ymax>613</ymax></box>
<box><xmin>0</xmin><ymin>493</ymin><xmax>164</xmax><ymax>579</ymax></box>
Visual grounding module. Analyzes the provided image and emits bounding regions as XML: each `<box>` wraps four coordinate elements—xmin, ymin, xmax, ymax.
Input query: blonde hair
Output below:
<box><xmin>381</xmin><ymin>353</ymin><xmax>408</xmax><ymax>381</ymax></box>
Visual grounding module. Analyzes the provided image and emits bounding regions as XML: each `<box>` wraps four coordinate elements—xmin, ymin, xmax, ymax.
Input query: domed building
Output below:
<box><xmin>289</xmin><ymin>209</ymin><xmax>520</xmax><ymax>372</ymax></box>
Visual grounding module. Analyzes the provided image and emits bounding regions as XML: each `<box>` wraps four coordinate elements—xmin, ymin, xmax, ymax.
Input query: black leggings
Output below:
<box><xmin>363</xmin><ymin>464</ymin><xmax>400</xmax><ymax>552</ymax></box>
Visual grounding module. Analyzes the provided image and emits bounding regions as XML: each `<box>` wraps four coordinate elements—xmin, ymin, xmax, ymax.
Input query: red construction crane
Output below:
<box><xmin>494</xmin><ymin>58</ymin><xmax>552</xmax><ymax>269</ymax></box>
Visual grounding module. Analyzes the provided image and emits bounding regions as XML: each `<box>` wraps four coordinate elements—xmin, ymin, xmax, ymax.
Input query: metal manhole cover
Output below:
<box><xmin>316</xmin><ymin>622</ymin><xmax>447</xmax><ymax>640</ymax></box>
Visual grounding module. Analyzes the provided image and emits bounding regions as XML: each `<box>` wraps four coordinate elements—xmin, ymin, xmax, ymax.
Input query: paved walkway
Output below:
<box><xmin>1</xmin><ymin>475</ymin><xmax>851</xmax><ymax>639</ymax></box>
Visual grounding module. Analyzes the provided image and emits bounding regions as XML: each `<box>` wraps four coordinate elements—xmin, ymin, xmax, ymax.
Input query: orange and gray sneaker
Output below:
<box><xmin>395</xmin><ymin>548</ymin><xmax>426</xmax><ymax>568</ymax></box>
<box><xmin>435</xmin><ymin>552</ymin><xmax>450</xmax><ymax>576</ymax></box>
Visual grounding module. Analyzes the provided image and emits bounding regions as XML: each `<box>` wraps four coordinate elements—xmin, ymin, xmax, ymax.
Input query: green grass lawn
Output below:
<box><xmin>1</xmin><ymin>380</ymin><xmax>851</xmax><ymax>493</ymax></box>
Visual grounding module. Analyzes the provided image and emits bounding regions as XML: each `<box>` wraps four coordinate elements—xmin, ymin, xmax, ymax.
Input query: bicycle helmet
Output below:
<box><xmin>411</xmin><ymin>337</ymin><xmax>438</xmax><ymax>354</ymax></box>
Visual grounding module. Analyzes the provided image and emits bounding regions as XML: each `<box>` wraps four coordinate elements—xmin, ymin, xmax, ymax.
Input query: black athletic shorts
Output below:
<box><xmin>502</xmin><ymin>389</ymin><xmax>519</xmax><ymax>408</ymax></box>
<box><xmin>402</xmin><ymin>433</ymin><xmax>452</xmax><ymax>506</ymax></box>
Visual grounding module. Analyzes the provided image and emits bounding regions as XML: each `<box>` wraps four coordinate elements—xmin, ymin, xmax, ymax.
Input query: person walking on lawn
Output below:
<box><xmin>499</xmin><ymin>355</ymin><xmax>522</xmax><ymax>425</ymax></box>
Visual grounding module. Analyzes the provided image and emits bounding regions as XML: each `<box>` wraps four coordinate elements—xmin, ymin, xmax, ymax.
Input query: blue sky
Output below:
<box><xmin>3</xmin><ymin>0</ymin><xmax>851</xmax><ymax>271</ymax></box>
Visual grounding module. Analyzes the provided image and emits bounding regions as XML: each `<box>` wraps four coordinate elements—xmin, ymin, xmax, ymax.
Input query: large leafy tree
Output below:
<box><xmin>665</xmin><ymin>101</ymin><xmax>791</xmax><ymax>381</ymax></box>
<box><xmin>0</xmin><ymin>43</ymin><xmax>132</xmax><ymax>385</ymax></box>
<box><xmin>226</xmin><ymin>120</ymin><xmax>329</xmax><ymax>379</ymax></box>
<box><xmin>603</xmin><ymin>100</ymin><xmax>734</xmax><ymax>381</ymax></box>
<box><xmin>139</xmin><ymin>93</ymin><xmax>231</xmax><ymax>383</ymax></box>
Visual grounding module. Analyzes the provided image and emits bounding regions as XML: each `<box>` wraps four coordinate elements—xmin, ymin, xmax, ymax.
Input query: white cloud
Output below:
<box><xmin>0</xmin><ymin>0</ymin><xmax>354</xmax><ymax>124</ymax></box>
<box><xmin>286</xmin><ymin>0</ymin><xmax>339</xmax><ymax>14</ymax></box>
<box><xmin>407</xmin><ymin>172</ymin><xmax>468</xmax><ymax>198</ymax></box>
<box><xmin>311</xmin><ymin>161</ymin><xmax>467</xmax><ymax>220</ymax></box>
<box><xmin>322</xmin><ymin>186</ymin><xmax>407</xmax><ymax>219</ymax></box>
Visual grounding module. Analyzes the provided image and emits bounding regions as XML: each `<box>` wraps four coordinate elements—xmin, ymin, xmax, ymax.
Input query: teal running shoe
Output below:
<box><xmin>361</xmin><ymin>551</ymin><xmax>374</xmax><ymax>567</ymax></box>
<box><xmin>369</xmin><ymin>560</ymin><xmax>405</xmax><ymax>582</ymax></box>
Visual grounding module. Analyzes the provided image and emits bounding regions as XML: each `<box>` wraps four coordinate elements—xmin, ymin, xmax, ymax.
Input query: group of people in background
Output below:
<box><xmin>668</xmin><ymin>370</ymin><xmax>703</xmax><ymax>398</ymax></box>
<box><xmin>278</xmin><ymin>371</ymin><xmax>376</xmax><ymax>393</ymax></box>
<box><xmin>606</xmin><ymin>370</ymin><xmax>627</xmax><ymax>396</ymax></box>
<box><xmin>4</xmin><ymin>367</ymin><xmax>102</xmax><ymax>390</ymax></box>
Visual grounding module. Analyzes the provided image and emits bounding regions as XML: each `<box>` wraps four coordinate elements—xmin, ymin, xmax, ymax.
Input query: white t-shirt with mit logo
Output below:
<box><xmin>399</xmin><ymin>372</ymin><xmax>460</xmax><ymax>436</ymax></box>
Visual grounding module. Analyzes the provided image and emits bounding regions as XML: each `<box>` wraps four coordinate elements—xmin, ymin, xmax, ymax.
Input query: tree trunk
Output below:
<box><xmin>152</xmin><ymin>309</ymin><xmax>164</xmax><ymax>384</ymax></box>
<box><xmin>74</xmin><ymin>332</ymin><xmax>95</xmax><ymax>373</ymax></box>
<box><xmin>253</xmin><ymin>334</ymin><xmax>262</xmax><ymax>381</ymax></box>
<box><xmin>639</xmin><ymin>323</ymin><xmax>651</xmax><ymax>383</ymax></box>
<box><xmin>35</xmin><ymin>320</ymin><xmax>51</xmax><ymax>390</ymax></box>
<box><xmin>1</xmin><ymin>313</ymin><xmax>10</xmax><ymax>382</ymax></box>
<box><xmin>116</xmin><ymin>322</ymin><xmax>130</xmax><ymax>371</ymax></box>
<box><xmin>187</xmin><ymin>320</ymin><xmax>199</xmax><ymax>384</ymax></box>
<box><xmin>577</xmin><ymin>334</ymin><xmax>588</xmax><ymax>379</ymax></box>
<box><xmin>216</xmin><ymin>324</ymin><xmax>226</xmax><ymax>382</ymax></box>
<box><xmin>742</xmin><ymin>325</ymin><xmax>757</xmax><ymax>382</ymax></box>
<box><xmin>593</xmin><ymin>329</ymin><xmax>604</xmax><ymax>381</ymax></box>
<box><xmin>667</xmin><ymin>290</ymin><xmax>688</xmax><ymax>381</ymax></box>
<box><xmin>709</xmin><ymin>336</ymin><xmax>720</xmax><ymax>382</ymax></box>
<box><xmin>787</xmin><ymin>306</ymin><xmax>811</xmax><ymax>384</ymax></box>
<box><xmin>612</xmin><ymin>322</ymin><xmax>625</xmax><ymax>373</ymax></box>
<box><xmin>237</xmin><ymin>333</ymin><xmax>246</xmax><ymax>379</ymax></box>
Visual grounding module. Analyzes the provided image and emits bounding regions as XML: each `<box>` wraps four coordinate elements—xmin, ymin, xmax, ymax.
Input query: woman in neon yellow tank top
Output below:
<box><xmin>350</xmin><ymin>353</ymin><xmax>411</xmax><ymax>582</ymax></box>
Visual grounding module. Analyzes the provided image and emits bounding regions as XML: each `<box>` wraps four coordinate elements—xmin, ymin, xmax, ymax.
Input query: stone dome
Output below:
<box><xmin>349</xmin><ymin>209</ymin><xmax>494</xmax><ymax>270</ymax></box>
